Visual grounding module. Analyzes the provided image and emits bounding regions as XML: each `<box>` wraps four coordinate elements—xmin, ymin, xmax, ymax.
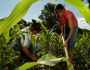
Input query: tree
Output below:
<box><xmin>17</xmin><ymin>19</ymin><xmax>27</xmax><ymax>26</ymax></box>
<box><xmin>38</xmin><ymin>3</ymin><xmax>59</xmax><ymax>29</ymax></box>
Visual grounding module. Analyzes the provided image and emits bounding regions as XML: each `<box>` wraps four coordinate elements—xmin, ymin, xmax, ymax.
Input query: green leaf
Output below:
<box><xmin>37</xmin><ymin>54</ymin><xmax>63</xmax><ymax>66</ymax></box>
<box><xmin>0</xmin><ymin>0</ymin><xmax>39</xmax><ymax>35</ymax></box>
<box><xmin>39</xmin><ymin>21</ymin><xmax>48</xmax><ymax>35</ymax></box>
<box><xmin>3</xmin><ymin>29</ymin><xmax>10</xmax><ymax>43</ymax></box>
<box><xmin>14</xmin><ymin>66</ymin><xmax>21</xmax><ymax>70</ymax></box>
<box><xmin>19</xmin><ymin>62</ymin><xmax>39</xmax><ymax>70</ymax></box>
<box><xmin>83</xmin><ymin>33</ymin><xmax>85</xmax><ymax>39</ymax></box>
<box><xmin>86</xmin><ymin>33</ymin><xmax>88</xmax><ymax>37</ymax></box>
<box><xmin>15</xmin><ymin>54</ymin><xmax>74</xmax><ymax>70</ymax></box>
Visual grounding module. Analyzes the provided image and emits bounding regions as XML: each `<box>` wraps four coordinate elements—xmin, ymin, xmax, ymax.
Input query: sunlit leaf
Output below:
<box><xmin>15</xmin><ymin>54</ymin><xmax>74</xmax><ymax>70</ymax></box>
<box><xmin>0</xmin><ymin>0</ymin><xmax>39</xmax><ymax>35</ymax></box>
<box><xmin>3</xmin><ymin>29</ymin><xmax>10</xmax><ymax>43</ymax></box>
<box><xmin>19</xmin><ymin>62</ymin><xmax>39</xmax><ymax>70</ymax></box>
<box><xmin>37</xmin><ymin>54</ymin><xmax>62</xmax><ymax>66</ymax></box>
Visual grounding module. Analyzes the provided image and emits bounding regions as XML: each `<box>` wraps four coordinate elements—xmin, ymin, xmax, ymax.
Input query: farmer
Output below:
<box><xmin>54</xmin><ymin>4</ymin><xmax>78</xmax><ymax>64</ymax></box>
<box><xmin>12</xmin><ymin>19</ymin><xmax>42</xmax><ymax>61</ymax></box>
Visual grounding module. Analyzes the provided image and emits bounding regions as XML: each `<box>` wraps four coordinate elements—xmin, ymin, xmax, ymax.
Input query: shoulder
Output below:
<box><xmin>21</xmin><ymin>28</ymin><xmax>27</xmax><ymax>32</ymax></box>
<box><xmin>64</xmin><ymin>10</ymin><xmax>73</xmax><ymax>19</ymax></box>
<box><xmin>64</xmin><ymin>10</ymin><xmax>73</xmax><ymax>15</ymax></box>
<box><xmin>20</xmin><ymin>27</ymin><xmax>30</xmax><ymax>37</ymax></box>
<box><xmin>21</xmin><ymin>27</ymin><xmax>29</xmax><ymax>33</ymax></box>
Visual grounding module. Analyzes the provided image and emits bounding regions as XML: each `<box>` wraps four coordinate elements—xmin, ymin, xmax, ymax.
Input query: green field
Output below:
<box><xmin>0</xmin><ymin>0</ymin><xmax>90</xmax><ymax>70</ymax></box>
<box><xmin>0</xmin><ymin>23</ymin><xmax>90</xmax><ymax>70</ymax></box>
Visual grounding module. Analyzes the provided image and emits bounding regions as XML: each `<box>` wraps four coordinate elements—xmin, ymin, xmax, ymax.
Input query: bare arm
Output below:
<box><xmin>66</xmin><ymin>17</ymin><xmax>74</xmax><ymax>42</ymax></box>
<box><xmin>22</xmin><ymin>46</ymin><xmax>37</xmax><ymax>61</ymax></box>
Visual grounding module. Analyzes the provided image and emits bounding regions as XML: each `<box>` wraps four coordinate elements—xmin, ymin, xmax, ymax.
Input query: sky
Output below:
<box><xmin>0</xmin><ymin>0</ymin><xmax>90</xmax><ymax>30</ymax></box>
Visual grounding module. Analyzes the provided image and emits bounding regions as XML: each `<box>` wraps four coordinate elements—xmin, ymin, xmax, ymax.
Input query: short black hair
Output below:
<box><xmin>31</xmin><ymin>19</ymin><xmax>42</xmax><ymax>32</ymax></box>
<box><xmin>54</xmin><ymin>4</ymin><xmax>65</xmax><ymax>13</ymax></box>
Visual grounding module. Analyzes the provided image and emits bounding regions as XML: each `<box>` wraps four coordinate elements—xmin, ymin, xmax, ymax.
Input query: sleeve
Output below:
<box><xmin>65</xmin><ymin>11</ymin><xmax>72</xmax><ymax>20</ymax></box>
<box><xmin>20</xmin><ymin>33</ymin><xmax>28</xmax><ymax>47</ymax></box>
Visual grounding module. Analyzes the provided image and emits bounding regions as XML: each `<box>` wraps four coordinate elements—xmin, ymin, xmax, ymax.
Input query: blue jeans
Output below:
<box><xmin>27</xmin><ymin>42</ymin><xmax>41</xmax><ymax>52</ymax></box>
<box><xmin>12</xmin><ymin>42</ymin><xmax>40</xmax><ymax>52</ymax></box>
<box><xmin>65</xmin><ymin>25</ymin><xmax>78</xmax><ymax>50</ymax></box>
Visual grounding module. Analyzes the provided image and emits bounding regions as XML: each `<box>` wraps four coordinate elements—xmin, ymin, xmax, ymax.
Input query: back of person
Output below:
<box><xmin>12</xmin><ymin>27</ymin><xmax>30</xmax><ymax>51</ymax></box>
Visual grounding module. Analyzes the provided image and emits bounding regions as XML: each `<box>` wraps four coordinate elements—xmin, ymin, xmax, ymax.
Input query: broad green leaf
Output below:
<box><xmin>19</xmin><ymin>62</ymin><xmax>39</xmax><ymax>70</ymax></box>
<box><xmin>15</xmin><ymin>54</ymin><xmax>74</xmax><ymax>70</ymax></box>
<box><xmin>37</xmin><ymin>54</ymin><xmax>63</xmax><ymax>66</ymax></box>
<box><xmin>64</xmin><ymin>0</ymin><xmax>90</xmax><ymax>25</ymax></box>
<box><xmin>0</xmin><ymin>0</ymin><xmax>39</xmax><ymax>35</ymax></box>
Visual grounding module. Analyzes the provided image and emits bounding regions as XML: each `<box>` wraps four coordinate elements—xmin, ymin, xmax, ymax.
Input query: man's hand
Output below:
<box><xmin>22</xmin><ymin>46</ymin><xmax>38</xmax><ymax>61</ymax></box>
<box><xmin>31</xmin><ymin>56</ymin><xmax>38</xmax><ymax>61</ymax></box>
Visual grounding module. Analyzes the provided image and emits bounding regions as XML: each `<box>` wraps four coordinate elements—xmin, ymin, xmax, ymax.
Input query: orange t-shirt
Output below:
<box><xmin>56</xmin><ymin>10</ymin><xmax>78</xmax><ymax>27</ymax></box>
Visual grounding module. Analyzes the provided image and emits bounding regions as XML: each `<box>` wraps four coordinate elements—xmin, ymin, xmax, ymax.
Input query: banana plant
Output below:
<box><xmin>15</xmin><ymin>54</ymin><xmax>74</xmax><ymax>70</ymax></box>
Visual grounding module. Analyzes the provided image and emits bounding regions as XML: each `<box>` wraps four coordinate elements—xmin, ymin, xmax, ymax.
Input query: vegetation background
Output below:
<box><xmin>0</xmin><ymin>0</ymin><xmax>90</xmax><ymax>70</ymax></box>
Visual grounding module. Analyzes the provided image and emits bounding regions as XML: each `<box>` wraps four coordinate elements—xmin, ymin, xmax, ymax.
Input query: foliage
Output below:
<box><xmin>0</xmin><ymin>0</ymin><xmax>39</xmax><ymax>69</ymax></box>
<box><xmin>0</xmin><ymin>30</ymin><xmax>21</xmax><ymax>70</ymax></box>
<box><xmin>15</xmin><ymin>54</ymin><xmax>73</xmax><ymax>70</ymax></box>
<box><xmin>52</xmin><ymin>23</ymin><xmax>61</xmax><ymax>34</ymax></box>
<box><xmin>0</xmin><ymin>0</ymin><xmax>90</xmax><ymax>70</ymax></box>
<box><xmin>0</xmin><ymin>0</ymin><xmax>39</xmax><ymax>35</ymax></box>
<box><xmin>38</xmin><ymin>3</ymin><xmax>59</xmax><ymax>29</ymax></box>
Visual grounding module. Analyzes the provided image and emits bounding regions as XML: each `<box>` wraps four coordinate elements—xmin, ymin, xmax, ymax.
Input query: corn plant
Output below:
<box><xmin>37</xmin><ymin>22</ymin><xmax>64</xmax><ymax>55</ymax></box>
<box><xmin>0</xmin><ymin>0</ymin><xmax>39</xmax><ymax>69</ymax></box>
<box><xmin>74</xmin><ymin>32</ymin><xmax>90</xmax><ymax>64</ymax></box>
